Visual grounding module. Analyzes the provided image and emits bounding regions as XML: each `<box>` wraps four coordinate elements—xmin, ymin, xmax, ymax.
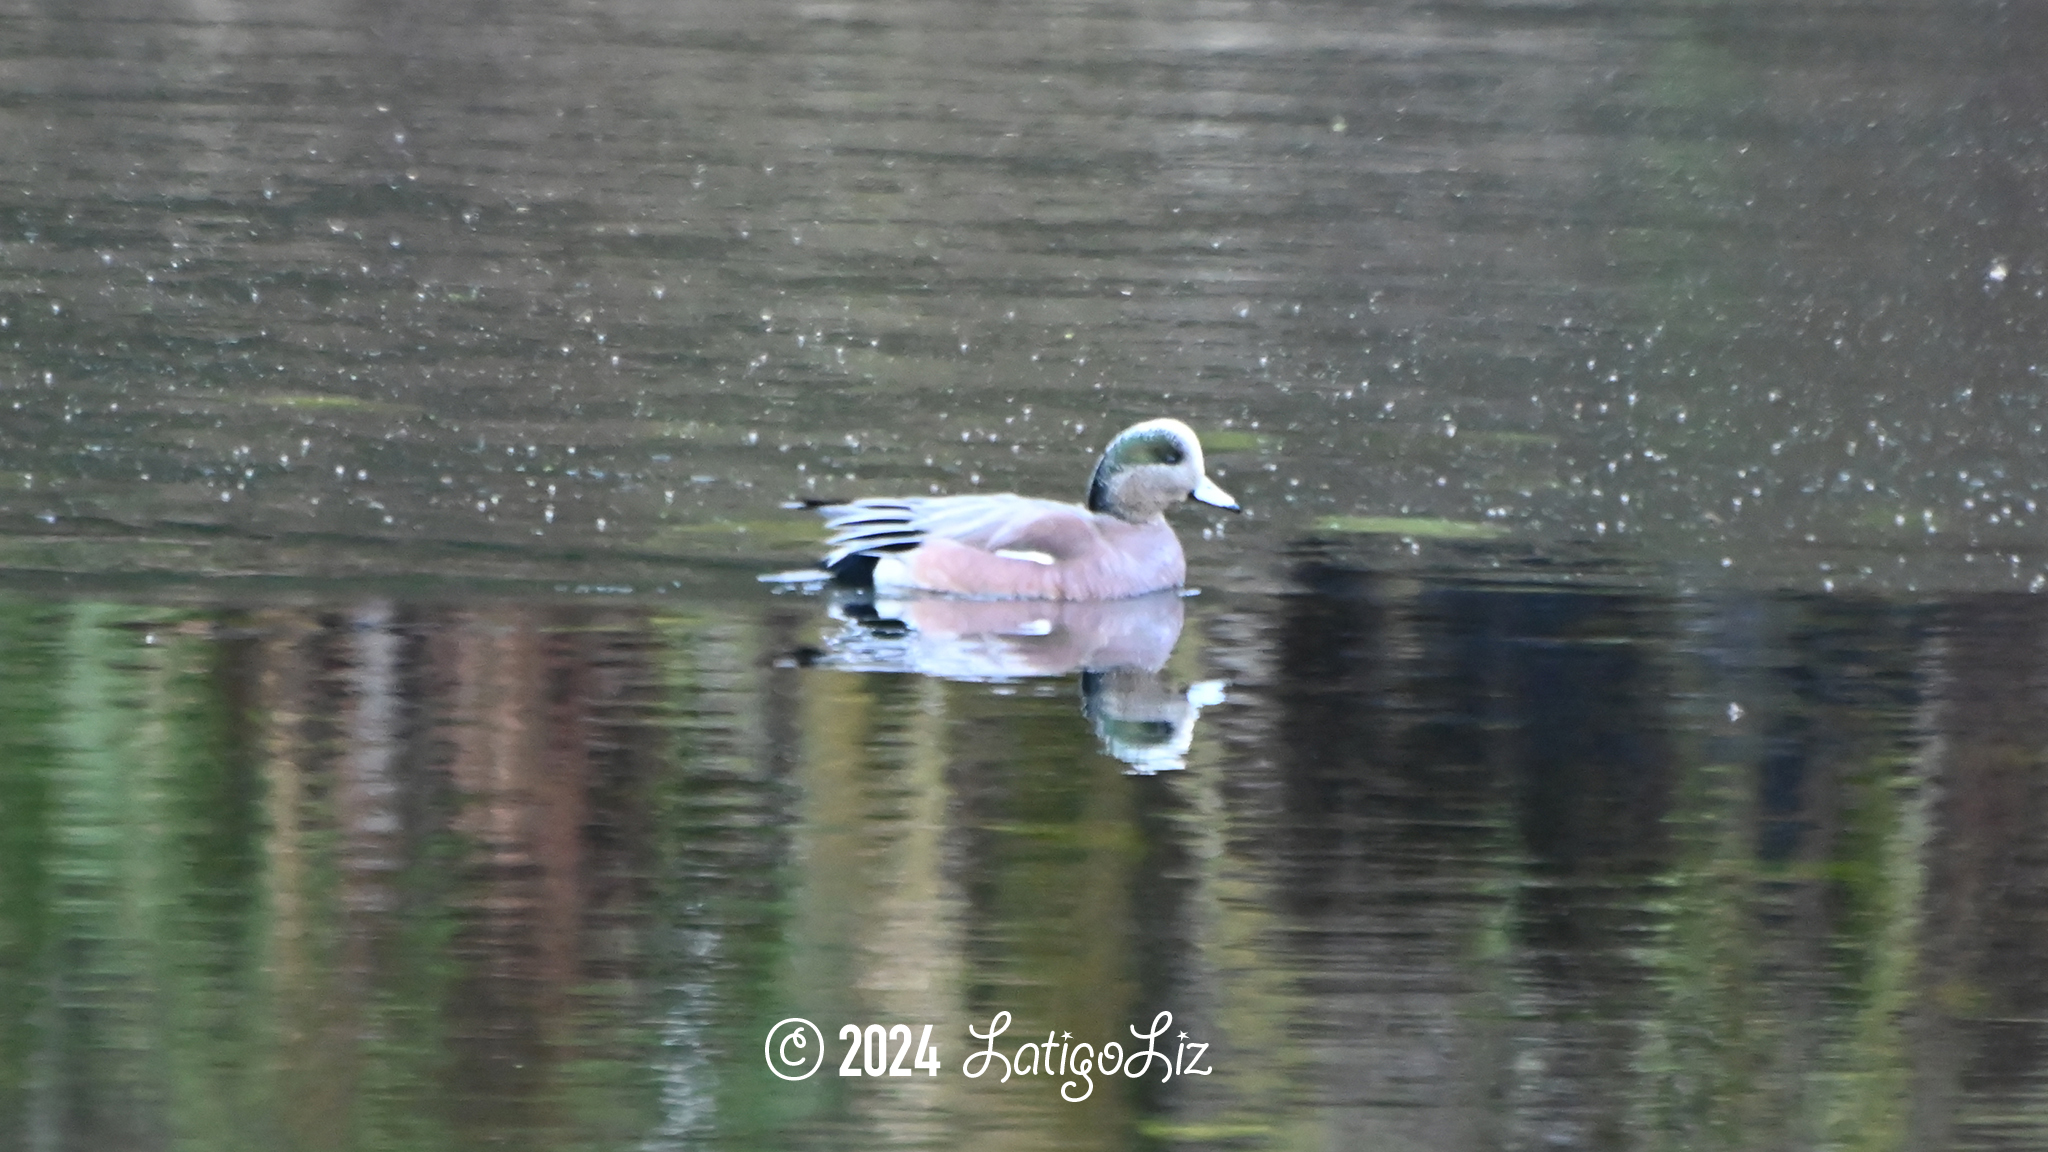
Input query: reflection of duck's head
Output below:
<box><xmin>1082</xmin><ymin>670</ymin><xmax>1227</xmax><ymax>775</ymax></box>
<box><xmin>825</xmin><ymin>589</ymin><xmax>1185</xmax><ymax>679</ymax></box>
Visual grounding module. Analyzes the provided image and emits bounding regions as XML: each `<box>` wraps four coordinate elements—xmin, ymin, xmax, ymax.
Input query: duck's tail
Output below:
<box><xmin>825</xmin><ymin>551</ymin><xmax>881</xmax><ymax>584</ymax></box>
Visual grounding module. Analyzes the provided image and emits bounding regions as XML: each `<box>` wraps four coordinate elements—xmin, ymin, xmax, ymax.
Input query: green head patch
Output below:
<box><xmin>1088</xmin><ymin>427</ymin><xmax>1187</xmax><ymax>512</ymax></box>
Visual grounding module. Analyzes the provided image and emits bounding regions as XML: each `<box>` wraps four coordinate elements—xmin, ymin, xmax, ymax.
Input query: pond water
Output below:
<box><xmin>0</xmin><ymin>0</ymin><xmax>2046</xmax><ymax>1149</ymax></box>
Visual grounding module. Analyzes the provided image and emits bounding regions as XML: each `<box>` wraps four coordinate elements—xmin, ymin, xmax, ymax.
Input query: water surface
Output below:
<box><xmin>1</xmin><ymin>0</ymin><xmax>2046</xmax><ymax>1148</ymax></box>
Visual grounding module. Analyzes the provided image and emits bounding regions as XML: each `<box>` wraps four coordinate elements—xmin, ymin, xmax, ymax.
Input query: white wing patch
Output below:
<box><xmin>994</xmin><ymin>549</ymin><xmax>1057</xmax><ymax>566</ymax></box>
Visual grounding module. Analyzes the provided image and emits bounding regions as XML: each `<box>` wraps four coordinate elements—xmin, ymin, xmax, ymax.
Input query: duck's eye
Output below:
<box><xmin>1160</xmin><ymin>445</ymin><xmax>1184</xmax><ymax>464</ymax></box>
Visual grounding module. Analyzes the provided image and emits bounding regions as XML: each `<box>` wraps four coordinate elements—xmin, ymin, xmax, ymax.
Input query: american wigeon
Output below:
<box><xmin>817</xmin><ymin>418</ymin><xmax>1239</xmax><ymax>599</ymax></box>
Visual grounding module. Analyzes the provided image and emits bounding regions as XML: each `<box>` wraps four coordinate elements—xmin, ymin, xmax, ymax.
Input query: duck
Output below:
<box><xmin>815</xmin><ymin>417</ymin><xmax>1239</xmax><ymax>599</ymax></box>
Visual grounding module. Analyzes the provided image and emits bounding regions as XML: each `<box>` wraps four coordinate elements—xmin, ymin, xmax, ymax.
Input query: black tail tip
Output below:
<box><xmin>825</xmin><ymin>552</ymin><xmax>880</xmax><ymax>585</ymax></box>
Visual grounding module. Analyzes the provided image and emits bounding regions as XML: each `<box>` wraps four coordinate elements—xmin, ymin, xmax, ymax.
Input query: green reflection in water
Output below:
<box><xmin>57</xmin><ymin>603</ymin><xmax>255</xmax><ymax>1150</ymax></box>
<box><xmin>0</xmin><ymin>600</ymin><xmax>708</xmax><ymax>1151</ymax></box>
<box><xmin>645</xmin><ymin>611</ymin><xmax>799</xmax><ymax>1149</ymax></box>
<box><xmin>0</xmin><ymin>600</ymin><xmax>60</xmax><ymax>1144</ymax></box>
<box><xmin>1640</xmin><ymin>606</ymin><xmax>1929</xmax><ymax>1152</ymax></box>
<box><xmin>1639</xmin><ymin>755</ymin><xmax>1793</xmax><ymax>1150</ymax></box>
<box><xmin>3</xmin><ymin>584</ymin><xmax>2032</xmax><ymax>1152</ymax></box>
<box><xmin>955</xmin><ymin>679</ymin><xmax>1143</xmax><ymax>1148</ymax></box>
<box><xmin>1821</xmin><ymin>748</ymin><xmax>1926</xmax><ymax>1152</ymax></box>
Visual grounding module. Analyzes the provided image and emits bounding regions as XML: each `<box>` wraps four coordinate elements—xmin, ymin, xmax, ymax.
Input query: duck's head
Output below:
<box><xmin>1086</xmin><ymin>418</ymin><xmax>1240</xmax><ymax>522</ymax></box>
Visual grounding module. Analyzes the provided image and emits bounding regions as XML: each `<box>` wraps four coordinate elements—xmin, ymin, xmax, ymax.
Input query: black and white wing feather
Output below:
<box><xmin>819</xmin><ymin>494</ymin><xmax>1080</xmax><ymax>573</ymax></box>
<box><xmin>819</xmin><ymin>499</ymin><xmax>928</xmax><ymax>569</ymax></box>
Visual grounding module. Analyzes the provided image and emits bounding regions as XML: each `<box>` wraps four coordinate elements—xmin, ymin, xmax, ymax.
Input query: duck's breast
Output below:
<box><xmin>1056</xmin><ymin>518</ymin><xmax>1184</xmax><ymax>599</ymax></box>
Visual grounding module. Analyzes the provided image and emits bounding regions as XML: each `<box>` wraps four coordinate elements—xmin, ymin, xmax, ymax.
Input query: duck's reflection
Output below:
<box><xmin>1081</xmin><ymin>668</ymin><xmax>1228</xmax><ymax>775</ymax></box>
<box><xmin>805</xmin><ymin>590</ymin><xmax>1226</xmax><ymax>774</ymax></box>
